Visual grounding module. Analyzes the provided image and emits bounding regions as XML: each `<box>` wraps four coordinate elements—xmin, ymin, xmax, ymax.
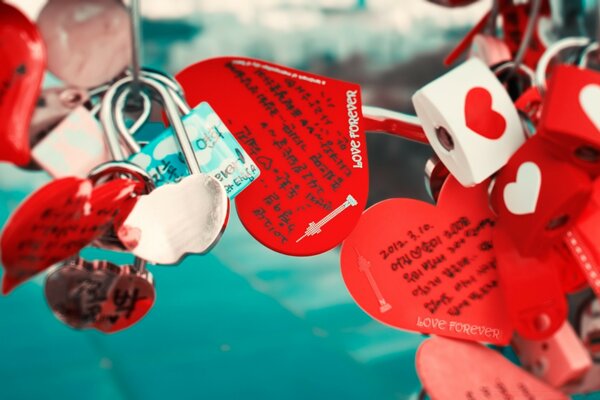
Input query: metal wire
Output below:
<box><xmin>512</xmin><ymin>0</ymin><xmax>543</xmax><ymax>72</ymax></box>
<box><xmin>129</xmin><ymin>0</ymin><xmax>142</xmax><ymax>102</ymax></box>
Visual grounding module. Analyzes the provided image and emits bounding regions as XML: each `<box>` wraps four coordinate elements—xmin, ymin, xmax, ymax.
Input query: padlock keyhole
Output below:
<box><xmin>435</xmin><ymin>126</ymin><xmax>454</xmax><ymax>151</ymax></box>
<box><xmin>545</xmin><ymin>214</ymin><xmax>570</xmax><ymax>231</ymax></box>
<box><xmin>574</xmin><ymin>146</ymin><xmax>600</xmax><ymax>163</ymax></box>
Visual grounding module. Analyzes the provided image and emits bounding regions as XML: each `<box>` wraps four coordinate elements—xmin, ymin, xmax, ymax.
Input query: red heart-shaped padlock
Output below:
<box><xmin>340</xmin><ymin>176</ymin><xmax>513</xmax><ymax>345</ymax></box>
<box><xmin>176</xmin><ymin>57</ymin><xmax>369</xmax><ymax>256</ymax></box>
<box><xmin>416</xmin><ymin>336</ymin><xmax>569</xmax><ymax>400</ymax></box>
<box><xmin>0</xmin><ymin>3</ymin><xmax>46</xmax><ymax>166</ymax></box>
<box><xmin>94</xmin><ymin>266</ymin><xmax>155</xmax><ymax>333</ymax></box>
<box><xmin>1</xmin><ymin>177</ymin><xmax>141</xmax><ymax>294</ymax></box>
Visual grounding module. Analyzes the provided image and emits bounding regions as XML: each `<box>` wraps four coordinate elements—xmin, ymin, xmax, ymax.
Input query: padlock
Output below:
<box><xmin>112</xmin><ymin>74</ymin><xmax>230</xmax><ymax>265</ymax></box>
<box><xmin>538</xmin><ymin>64</ymin><xmax>600</xmax><ymax>175</ymax></box>
<box><xmin>412</xmin><ymin>58</ymin><xmax>525</xmax><ymax>187</ymax></box>
<box><xmin>490</xmin><ymin>135</ymin><xmax>592</xmax><ymax>256</ymax></box>
<box><xmin>494</xmin><ymin>227</ymin><xmax>568</xmax><ymax>340</ymax></box>
<box><xmin>470</xmin><ymin>34</ymin><xmax>513</xmax><ymax>67</ymax></box>
<box><xmin>511</xmin><ymin>322</ymin><xmax>593</xmax><ymax>388</ymax></box>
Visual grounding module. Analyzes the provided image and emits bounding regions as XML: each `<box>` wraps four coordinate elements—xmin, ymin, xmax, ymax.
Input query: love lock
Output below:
<box><xmin>412</xmin><ymin>58</ymin><xmax>525</xmax><ymax>187</ymax></box>
<box><xmin>537</xmin><ymin>42</ymin><xmax>600</xmax><ymax>176</ymax></box>
<box><xmin>114</xmin><ymin>75</ymin><xmax>229</xmax><ymax>265</ymax></box>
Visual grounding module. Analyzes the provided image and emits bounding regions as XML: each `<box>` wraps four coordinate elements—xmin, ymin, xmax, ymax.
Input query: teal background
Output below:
<box><xmin>2</xmin><ymin>1</ymin><xmax>600</xmax><ymax>399</ymax></box>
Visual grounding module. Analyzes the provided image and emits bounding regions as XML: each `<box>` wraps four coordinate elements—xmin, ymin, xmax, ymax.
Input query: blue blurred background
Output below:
<box><xmin>2</xmin><ymin>1</ymin><xmax>600</xmax><ymax>399</ymax></box>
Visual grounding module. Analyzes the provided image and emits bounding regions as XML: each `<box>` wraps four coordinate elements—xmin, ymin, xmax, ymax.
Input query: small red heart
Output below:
<box><xmin>464</xmin><ymin>87</ymin><xmax>507</xmax><ymax>140</ymax></box>
<box><xmin>0</xmin><ymin>3</ymin><xmax>46</xmax><ymax>166</ymax></box>
<box><xmin>340</xmin><ymin>176</ymin><xmax>513</xmax><ymax>345</ymax></box>
<box><xmin>1</xmin><ymin>177</ymin><xmax>140</xmax><ymax>294</ymax></box>
<box><xmin>93</xmin><ymin>266</ymin><xmax>155</xmax><ymax>333</ymax></box>
<box><xmin>176</xmin><ymin>57</ymin><xmax>369</xmax><ymax>256</ymax></box>
<box><xmin>416</xmin><ymin>336</ymin><xmax>569</xmax><ymax>400</ymax></box>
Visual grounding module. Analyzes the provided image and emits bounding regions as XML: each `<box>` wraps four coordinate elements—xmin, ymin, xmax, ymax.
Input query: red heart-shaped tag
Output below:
<box><xmin>176</xmin><ymin>57</ymin><xmax>369</xmax><ymax>256</ymax></box>
<box><xmin>94</xmin><ymin>266</ymin><xmax>155</xmax><ymax>333</ymax></box>
<box><xmin>416</xmin><ymin>336</ymin><xmax>569</xmax><ymax>400</ymax></box>
<box><xmin>0</xmin><ymin>3</ymin><xmax>46</xmax><ymax>166</ymax></box>
<box><xmin>465</xmin><ymin>87</ymin><xmax>507</xmax><ymax>140</ymax></box>
<box><xmin>1</xmin><ymin>177</ymin><xmax>140</xmax><ymax>294</ymax></box>
<box><xmin>340</xmin><ymin>176</ymin><xmax>513</xmax><ymax>344</ymax></box>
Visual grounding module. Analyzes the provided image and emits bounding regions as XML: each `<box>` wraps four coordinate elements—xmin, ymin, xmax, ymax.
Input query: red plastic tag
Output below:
<box><xmin>176</xmin><ymin>57</ymin><xmax>369</xmax><ymax>256</ymax></box>
<box><xmin>416</xmin><ymin>336</ymin><xmax>569</xmax><ymax>400</ymax></box>
<box><xmin>0</xmin><ymin>2</ymin><xmax>46</xmax><ymax>166</ymax></box>
<box><xmin>340</xmin><ymin>177</ymin><xmax>512</xmax><ymax>345</ymax></box>
<box><xmin>1</xmin><ymin>178</ymin><xmax>139</xmax><ymax>294</ymax></box>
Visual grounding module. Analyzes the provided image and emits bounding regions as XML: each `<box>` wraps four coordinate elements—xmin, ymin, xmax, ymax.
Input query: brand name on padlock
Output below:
<box><xmin>346</xmin><ymin>90</ymin><xmax>363</xmax><ymax>169</ymax></box>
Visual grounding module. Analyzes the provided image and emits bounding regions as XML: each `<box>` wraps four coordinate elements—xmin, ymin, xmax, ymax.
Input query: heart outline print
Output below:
<box><xmin>580</xmin><ymin>84</ymin><xmax>600</xmax><ymax>132</ymax></box>
<box><xmin>503</xmin><ymin>161</ymin><xmax>542</xmax><ymax>215</ymax></box>
<box><xmin>464</xmin><ymin>87</ymin><xmax>507</xmax><ymax>140</ymax></box>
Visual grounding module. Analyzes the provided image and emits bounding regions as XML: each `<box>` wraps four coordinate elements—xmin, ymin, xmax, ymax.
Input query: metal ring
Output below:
<box><xmin>88</xmin><ymin>160</ymin><xmax>155</xmax><ymax>194</ymax></box>
<box><xmin>578</xmin><ymin>41</ymin><xmax>600</xmax><ymax>68</ymax></box>
<box><xmin>535</xmin><ymin>36</ymin><xmax>591</xmax><ymax>92</ymax></box>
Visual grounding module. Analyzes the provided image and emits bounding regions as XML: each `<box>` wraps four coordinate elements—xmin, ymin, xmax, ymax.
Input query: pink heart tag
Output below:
<box><xmin>417</xmin><ymin>336</ymin><xmax>569</xmax><ymax>400</ymax></box>
<box><xmin>340</xmin><ymin>176</ymin><xmax>512</xmax><ymax>344</ymax></box>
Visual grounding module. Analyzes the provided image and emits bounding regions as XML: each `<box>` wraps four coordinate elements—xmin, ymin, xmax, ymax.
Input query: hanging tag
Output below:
<box><xmin>177</xmin><ymin>57</ymin><xmax>369</xmax><ymax>256</ymax></box>
<box><xmin>1</xmin><ymin>177</ymin><xmax>140</xmax><ymax>294</ymax></box>
<box><xmin>129</xmin><ymin>102</ymin><xmax>260</xmax><ymax>198</ymax></box>
<box><xmin>33</xmin><ymin>106</ymin><xmax>112</xmax><ymax>178</ymax></box>
<box><xmin>94</xmin><ymin>266</ymin><xmax>155</xmax><ymax>333</ymax></box>
<box><xmin>45</xmin><ymin>258</ymin><xmax>121</xmax><ymax>329</ymax></box>
<box><xmin>37</xmin><ymin>0</ymin><xmax>131</xmax><ymax>88</ymax></box>
<box><xmin>0</xmin><ymin>2</ymin><xmax>46</xmax><ymax>166</ymax></box>
<box><xmin>416</xmin><ymin>336</ymin><xmax>569</xmax><ymax>400</ymax></box>
<box><xmin>340</xmin><ymin>176</ymin><xmax>512</xmax><ymax>345</ymax></box>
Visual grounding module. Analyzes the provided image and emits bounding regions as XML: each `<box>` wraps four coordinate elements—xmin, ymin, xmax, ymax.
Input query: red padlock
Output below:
<box><xmin>511</xmin><ymin>322</ymin><xmax>593</xmax><ymax>388</ymax></box>
<box><xmin>490</xmin><ymin>135</ymin><xmax>592</xmax><ymax>257</ymax></box>
<box><xmin>494</xmin><ymin>227</ymin><xmax>568</xmax><ymax>340</ymax></box>
<box><xmin>538</xmin><ymin>65</ymin><xmax>600</xmax><ymax>175</ymax></box>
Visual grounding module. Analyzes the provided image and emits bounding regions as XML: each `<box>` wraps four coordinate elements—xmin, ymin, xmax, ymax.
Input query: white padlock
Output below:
<box><xmin>412</xmin><ymin>58</ymin><xmax>525</xmax><ymax>186</ymax></box>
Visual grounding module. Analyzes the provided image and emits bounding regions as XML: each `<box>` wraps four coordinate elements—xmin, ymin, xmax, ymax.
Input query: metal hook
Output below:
<box><xmin>535</xmin><ymin>36</ymin><xmax>591</xmax><ymax>92</ymax></box>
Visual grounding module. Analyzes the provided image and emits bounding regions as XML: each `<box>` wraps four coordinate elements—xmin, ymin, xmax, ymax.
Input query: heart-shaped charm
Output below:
<box><xmin>1</xmin><ymin>177</ymin><xmax>140</xmax><ymax>294</ymax></box>
<box><xmin>117</xmin><ymin>174</ymin><xmax>229</xmax><ymax>265</ymax></box>
<box><xmin>580</xmin><ymin>84</ymin><xmax>600</xmax><ymax>132</ymax></box>
<box><xmin>340</xmin><ymin>176</ymin><xmax>513</xmax><ymax>345</ymax></box>
<box><xmin>464</xmin><ymin>87</ymin><xmax>507</xmax><ymax>140</ymax></box>
<box><xmin>45</xmin><ymin>258</ymin><xmax>121</xmax><ymax>329</ymax></box>
<box><xmin>0</xmin><ymin>2</ymin><xmax>46</xmax><ymax>166</ymax></box>
<box><xmin>37</xmin><ymin>0</ymin><xmax>131</xmax><ymax>88</ymax></box>
<box><xmin>416</xmin><ymin>336</ymin><xmax>569</xmax><ymax>400</ymax></box>
<box><xmin>176</xmin><ymin>57</ymin><xmax>369</xmax><ymax>256</ymax></box>
<box><xmin>502</xmin><ymin>161</ymin><xmax>542</xmax><ymax>215</ymax></box>
<box><xmin>94</xmin><ymin>266</ymin><xmax>155</xmax><ymax>333</ymax></box>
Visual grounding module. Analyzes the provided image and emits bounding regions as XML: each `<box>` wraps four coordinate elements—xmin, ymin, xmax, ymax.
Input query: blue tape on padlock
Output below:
<box><xmin>129</xmin><ymin>102</ymin><xmax>260</xmax><ymax>198</ymax></box>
